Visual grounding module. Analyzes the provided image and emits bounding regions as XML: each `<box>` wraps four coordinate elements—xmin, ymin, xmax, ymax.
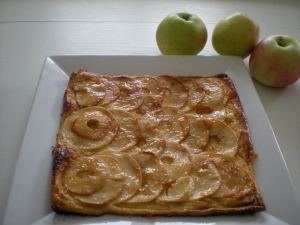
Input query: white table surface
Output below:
<box><xmin>0</xmin><ymin>0</ymin><xmax>299</xmax><ymax>224</ymax></box>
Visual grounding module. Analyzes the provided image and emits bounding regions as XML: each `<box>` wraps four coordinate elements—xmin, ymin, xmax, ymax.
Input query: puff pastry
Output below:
<box><xmin>51</xmin><ymin>69</ymin><xmax>265</xmax><ymax>216</ymax></box>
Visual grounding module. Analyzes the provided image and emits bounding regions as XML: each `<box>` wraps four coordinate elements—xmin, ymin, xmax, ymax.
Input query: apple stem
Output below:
<box><xmin>277</xmin><ymin>37</ymin><xmax>285</xmax><ymax>47</ymax></box>
<box><xmin>182</xmin><ymin>15</ymin><xmax>190</xmax><ymax>21</ymax></box>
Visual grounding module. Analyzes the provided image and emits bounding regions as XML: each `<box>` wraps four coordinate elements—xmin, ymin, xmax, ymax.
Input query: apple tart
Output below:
<box><xmin>51</xmin><ymin>69</ymin><xmax>265</xmax><ymax>217</ymax></box>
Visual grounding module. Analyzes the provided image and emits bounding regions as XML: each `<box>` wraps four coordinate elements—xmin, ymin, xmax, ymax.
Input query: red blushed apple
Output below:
<box><xmin>249</xmin><ymin>35</ymin><xmax>300</xmax><ymax>87</ymax></box>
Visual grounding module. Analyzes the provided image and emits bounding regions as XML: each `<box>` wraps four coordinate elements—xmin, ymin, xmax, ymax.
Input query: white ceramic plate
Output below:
<box><xmin>3</xmin><ymin>55</ymin><xmax>300</xmax><ymax>225</ymax></box>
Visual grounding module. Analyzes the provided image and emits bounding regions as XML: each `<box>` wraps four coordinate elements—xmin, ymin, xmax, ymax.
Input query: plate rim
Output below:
<box><xmin>3</xmin><ymin>55</ymin><xmax>300</xmax><ymax>225</ymax></box>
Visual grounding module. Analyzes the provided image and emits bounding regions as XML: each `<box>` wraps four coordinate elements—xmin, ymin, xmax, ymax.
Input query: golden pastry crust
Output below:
<box><xmin>51</xmin><ymin>70</ymin><xmax>265</xmax><ymax>217</ymax></box>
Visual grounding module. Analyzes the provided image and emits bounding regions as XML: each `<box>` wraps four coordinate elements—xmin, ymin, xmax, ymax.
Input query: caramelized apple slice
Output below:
<box><xmin>220</xmin><ymin>80</ymin><xmax>232</xmax><ymax>106</ymax></box>
<box><xmin>192</xmin><ymin>95</ymin><xmax>226</xmax><ymax>121</ymax></box>
<box><xmin>225</xmin><ymin>108</ymin><xmax>241</xmax><ymax>139</ymax></box>
<box><xmin>105</xmin><ymin>76</ymin><xmax>143</xmax><ymax>111</ymax></box>
<box><xmin>75</xmin><ymin>155</ymin><xmax>125</xmax><ymax>205</ymax></box>
<box><xmin>133</xmin><ymin>95</ymin><xmax>164</xmax><ymax>128</ymax></box>
<box><xmin>204</xmin><ymin>119</ymin><xmax>238</xmax><ymax>156</ymax></box>
<box><xmin>175</xmin><ymin>76</ymin><xmax>205</xmax><ymax>112</ymax></box>
<box><xmin>126</xmin><ymin>121</ymin><xmax>166</xmax><ymax>156</ymax></box>
<box><xmin>103</xmin><ymin>109</ymin><xmax>141</xmax><ymax>151</ymax></box>
<box><xmin>157</xmin><ymin>75</ymin><xmax>188</xmax><ymax>108</ymax></box>
<box><xmin>189</xmin><ymin>154</ymin><xmax>221</xmax><ymax>200</ymax></box>
<box><xmin>156</xmin><ymin>106</ymin><xmax>189</xmax><ymax>142</ymax></box>
<box><xmin>62</xmin><ymin>156</ymin><xmax>107</xmax><ymax>195</ymax></box>
<box><xmin>71</xmin><ymin>70</ymin><xmax>120</xmax><ymax>107</ymax></box>
<box><xmin>160</xmin><ymin>141</ymin><xmax>192</xmax><ymax>182</ymax></box>
<box><xmin>58</xmin><ymin>107</ymin><xmax>118</xmax><ymax>151</ymax></box>
<box><xmin>73</xmin><ymin>78</ymin><xmax>106</xmax><ymax>107</ymax></box>
<box><xmin>194</xmin><ymin>77</ymin><xmax>224</xmax><ymax>103</ymax></box>
<box><xmin>181</xmin><ymin>114</ymin><xmax>209</xmax><ymax>154</ymax></box>
<box><xmin>209</xmin><ymin>154</ymin><xmax>254</xmax><ymax>198</ymax></box>
<box><xmin>134</xmin><ymin>75</ymin><xmax>165</xmax><ymax>103</ymax></box>
<box><xmin>157</xmin><ymin>176</ymin><xmax>194</xmax><ymax>203</ymax></box>
<box><xmin>72</xmin><ymin>111</ymin><xmax>110</xmax><ymax>140</ymax></box>
<box><xmin>126</xmin><ymin>152</ymin><xmax>168</xmax><ymax>203</ymax></box>
<box><xmin>99</xmin><ymin>150</ymin><xmax>142</xmax><ymax>204</ymax></box>
<box><xmin>99</xmin><ymin>77</ymin><xmax>121</xmax><ymax>105</ymax></box>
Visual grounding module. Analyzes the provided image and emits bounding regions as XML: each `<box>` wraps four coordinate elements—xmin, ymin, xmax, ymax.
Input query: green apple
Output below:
<box><xmin>212</xmin><ymin>12</ymin><xmax>260</xmax><ymax>59</ymax></box>
<box><xmin>156</xmin><ymin>12</ymin><xmax>207</xmax><ymax>55</ymax></box>
<box><xmin>249</xmin><ymin>35</ymin><xmax>300</xmax><ymax>87</ymax></box>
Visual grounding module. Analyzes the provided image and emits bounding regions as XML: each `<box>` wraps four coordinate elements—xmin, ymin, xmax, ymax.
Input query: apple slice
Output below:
<box><xmin>224</xmin><ymin>108</ymin><xmax>241</xmax><ymax>139</ymax></box>
<box><xmin>96</xmin><ymin>77</ymin><xmax>121</xmax><ymax>106</ymax></box>
<box><xmin>204</xmin><ymin>119</ymin><xmax>238</xmax><ymax>156</ymax></box>
<box><xmin>126</xmin><ymin>152</ymin><xmax>168</xmax><ymax>203</ymax></box>
<box><xmin>58</xmin><ymin>107</ymin><xmax>118</xmax><ymax>152</ymax></box>
<box><xmin>191</xmin><ymin>95</ymin><xmax>226</xmax><ymax>121</ymax></box>
<box><xmin>72</xmin><ymin>111</ymin><xmax>110</xmax><ymax>140</ymax></box>
<box><xmin>175</xmin><ymin>76</ymin><xmax>205</xmax><ymax>112</ymax></box>
<box><xmin>99</xmin><ymin>150</ymin><xmax>142</xmax><ymax>204</ymax></box>
<box><xmin>133</xmin><ymin>75</ymin><xmax>165</xmax><ymax>103</ymax></box>
<box><xmin>62</xmin><ymin>156</ymin><xmax>107</xmax><ymax>195</ymax></box>
<box><xmin>75</xmin><ymin>155</ymin><xmax>125</xmax><ymax>205</ymax></box>
<box><xmin>189</xmin><ymin>154</ymin><xmax>221</xmax><ymax>200</ymax></box>
<box><xmin>209</xmin><ymin>154</ymin><xmax>254</xmax><ymax>198</ymax></box>
<box><xmin>181</xmin><ymin>114</ymin><xmax>209</xmax><ymax>154</ymax></box>
<box><xmin>103</xmin><ymin>109</ymin><xmax>141</xmax><ymax>152</ymax></box>
<box><xmin>194</xmin><ymin>77</ymin><xmax>224</xmax><ymax>103</ymax></box>
<box><xmin>156</xmin><ymin>75</ymin><xmax>188</xmax><ymax>108</ymax></box>
<box><xmin>71</xmin><ymin>70</ymin><xmax>120</xmax><ymax>107</ymax></box>
<box><xmin>73</xmin><ymin>77</ymin><xmax>106</xmax><ymax>107</ymax></box>
<box><xmin>157</xmin><ymin>176</ymin><xmax>194</xmax><ymax>203</ymax></box>
<box><xmin>105</xmin><ymin>76</ymin><xmax>143</xmax><ymax>111</ymax></box>
<box><xmin>220</xmin><ymin>80</ymin><xmax>232</xmax><ymax>106</ymax></box>
<box><xmin>126</xmin><ymin>121</ymin><xmax>166</xmax><ymax>156</ymax></box>
<box><xmin>160</xmin><ymin>141</ymin><xmax>192</xmax><ymax>182</ymax></box>
<box><xmin>133</xmin><ymin>95</ymin><xmax>164</xmax><ymax>128</ymax></box>
<box><xmin>156</xmin><ymin>106</ymin><xmax>189</xmax><ymax>142</ymax></box>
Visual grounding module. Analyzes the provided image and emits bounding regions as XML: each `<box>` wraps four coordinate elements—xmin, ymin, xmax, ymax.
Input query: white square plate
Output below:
<box><xmin>3</xmin><ymin>55</ymin><xmax>300</xmax><ymax>225</ymax></box>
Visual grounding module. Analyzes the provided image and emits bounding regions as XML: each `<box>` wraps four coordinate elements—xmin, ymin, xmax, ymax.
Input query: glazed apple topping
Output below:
<box><xmin>132</xmin><ymin>95</ymin><xmax>164</xmax><ymax>128</ymax></box>
<box><xmin>62</xmin><ymin>156</ymin><xmax>107</xmax><ymax>195</ymax></box>
<box><xmin>189</xmin><ymin>154</ymin><xmax>221</xmax><ymax>200</ymax></box>
<box><xmin>73</xmin><ymin>78</ymin><xmax>106</xmax><ymax>107</ymax></box>
<box><xmin>209</xmin><ymin>154</ymin><xmax>254</xmax><ymax>198</ymax></box>
<box><xmin>105</xmin><ymin>76</ymin><xmax>144</xmax><ymax>111</ymax></box>
<box><xmin>204</xmin><ymin>119</ymin><xmax>238</xmax><ymax>156</ymax></box>
<box><xmin>126</xmin><ymin>121</ymin><xmax>166</xmax><ymax>156</ymax></box>
<box><xmin>59</xmin><ymin>107</ymin><xmax>119</xmax><ymax>151</ymax></box>
<box><xmin>181</xmin><ymin>114</ymin><xmax>209</xmax><ymax>154</ymax></box>
<box><xmin>156</xmin><ymin>75</ymin><xmax>188</xmax><ymax>108</ymax></box>
<box><xmin>175</xmin><ymin>76</ymin><xmax>205</xmax><ymax>112</ymax></box>
<box><xmin>126</xmin><ymin>152</ymin><xmax>168</xmax><ymax>203</ymax></box>
<box><xmin>72</xmin><ymin>111</ymin><xmax>111</xmax><ymax>140</ymax></box>
<box><xmin>157</xmin><ymin>176</ymin><xmax>194</xmax><ymax>203</ymax></box>
<box><xmin>102</xmin><ymin>109</ymin><xmax>141</xmax><ymax>152</ymax></box>
<box><xmin>134</xmin><ymin>75</ymin><xmax>165</xmax><ymax>103</ymax></box>
<box><xmin>72</xmin><ymin>71</ymin><xmax>121</xmax><ymax>107</ymax></box>
<box><xmin>191</xmin><ymin>95</ymin><xmax>226</xmax><ymax>121</ymax></box>
<box><xmin>99</xmin><ymin>150</ymin><xmax>142</xmax><ymax>203</ymax></box>
<box><xmin>55</xmin><ymin>72</ymin><xmax>260</xmax><ymax>211</ymax></box>
<box><xmin>194</xmin><ymin>77</ymin><xmax>225</xmax><ymax>103</ymax></box>
<box><xmin>98</xmin><ymin>77</ymin><xmax>121</xmax><ymax>105</ymax></box>
<box><xmin>160</xmin><ymin>141</ymin><xmax>192</xmax><ymax>183</ymax></box>
<box><xmin>74</xmin><ymin>155</ymin><xmax>125</xmax><ymax>205</ymax></box>
<box><xmin>156</xmin><ymin>106</ymin><xmax>189</xmax><ymax>142</ymax></box>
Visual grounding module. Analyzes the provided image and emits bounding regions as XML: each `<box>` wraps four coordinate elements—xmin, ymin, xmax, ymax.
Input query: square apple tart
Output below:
<box><xmin>51</xmin><ymin>69</ymin><xmax>266</xmax><ymax>216</ymax></box>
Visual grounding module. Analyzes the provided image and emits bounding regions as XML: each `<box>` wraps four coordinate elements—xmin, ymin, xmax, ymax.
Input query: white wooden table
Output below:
<box><xmin>1</xmin><ymin>0</ymin><xmax>299</xmax><ymax>224</ymax></box>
